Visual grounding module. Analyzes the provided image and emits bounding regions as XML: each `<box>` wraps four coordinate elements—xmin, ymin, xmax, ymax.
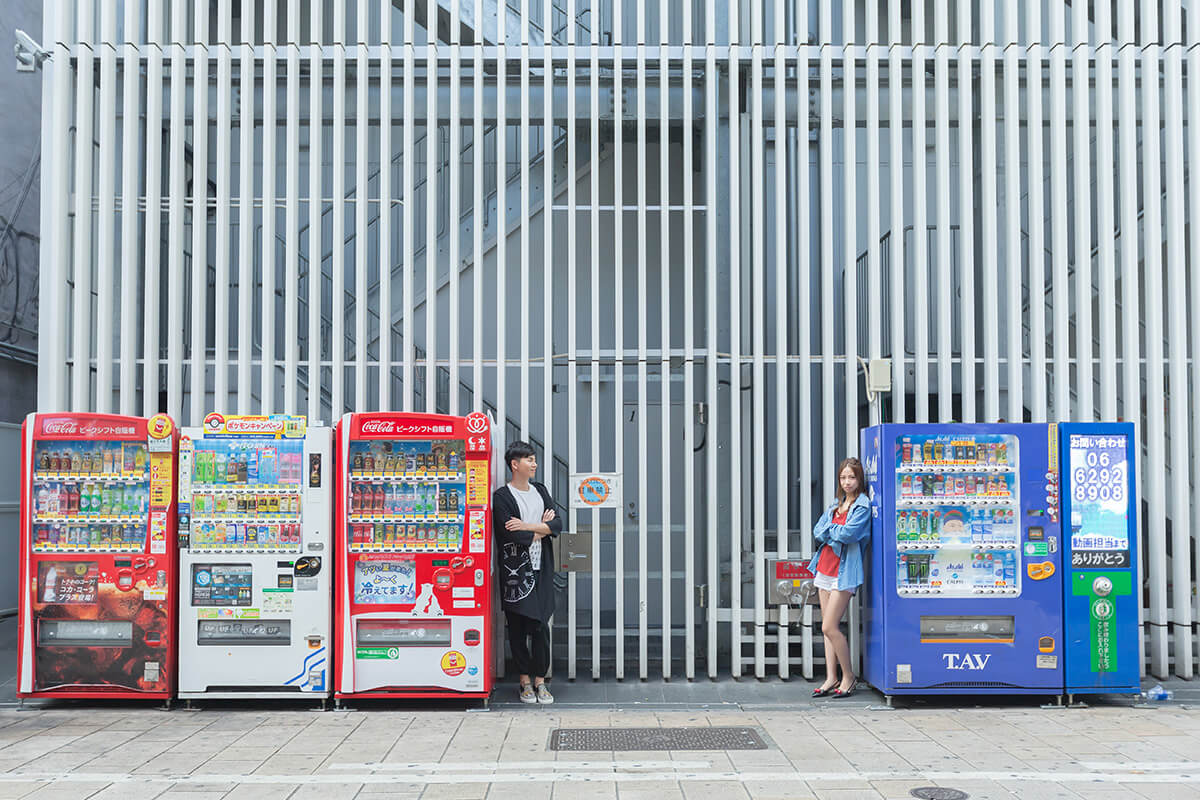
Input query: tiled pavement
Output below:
<box><xmin>5</xmin><ymin>621</ymin><xmax>1200</xmax><ymax>799</ymax></box>
<box><xmin>2</xmin><ymin>697</ymin><xmax>1200</xmax><ymax>799</ymax></box>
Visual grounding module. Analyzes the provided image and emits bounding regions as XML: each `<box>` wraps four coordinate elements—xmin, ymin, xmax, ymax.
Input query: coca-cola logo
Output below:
<box><xmin>360</xmin><ymin>419</ymin><xmax>397</xmax><ymax>435</ymax></box>
<box><xmin>42</xmin><ymin>418</ymin><xmax>78</xmax><ymax>435</ymax></box>
<box><xmin>41</xmin><ymin>418</ymin><xmax>137</xmax><ymax>437</ymax></box>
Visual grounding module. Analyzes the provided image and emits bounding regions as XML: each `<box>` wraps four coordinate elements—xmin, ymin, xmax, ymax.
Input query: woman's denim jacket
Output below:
<box><xmin>808</xmin><ymin>492</ymin><xmax>872</xmax><ymax>591</ymax></box>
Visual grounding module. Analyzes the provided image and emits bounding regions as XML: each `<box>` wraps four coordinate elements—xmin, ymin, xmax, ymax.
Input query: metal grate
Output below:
<box><xmin>928</xmin><ymin>681</ymin><xmax>1020</xmax><ymax>689</ymax></box>
<box><xmin>549</xmin><ymin>727</ymin><xmax>768</xmax><ymax>752</ymax></box>
<box><xmin>911</xmin><ymin>789</ymin><xmax>969</xmax><ymax>800</ymax></box>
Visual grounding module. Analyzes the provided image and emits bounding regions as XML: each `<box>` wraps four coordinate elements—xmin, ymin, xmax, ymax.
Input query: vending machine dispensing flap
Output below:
<box><xmin>919</xmin><ymin>615</ymin><xmax>1015</xmax><ymax>643</ymax></box>
<box><xmin>357</xmin><ymin>619</ymin><xmax>451</xmax><ymax>647</ymax></box>
<box><xmin>37</xmin><ymin>620</ymin><xmax>134</xmax><ymax>647</ymax></box>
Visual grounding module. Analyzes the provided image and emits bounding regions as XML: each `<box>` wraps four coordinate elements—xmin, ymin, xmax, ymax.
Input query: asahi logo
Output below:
<box><xmin>942</xmin><ymin>653</ymin><xmax>992</xmax><ymax>670</ymax></box>
<box><xmin>360</xmin><ymin>419</ymin><xmax>397</xmax><ymax>435</ymax></box>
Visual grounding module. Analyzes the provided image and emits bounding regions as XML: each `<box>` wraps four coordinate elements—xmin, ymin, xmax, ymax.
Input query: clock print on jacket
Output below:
<box><xmin>501</xmin><ymin>541</ymin><xmax>536</xmax><ymax>603</ymax></box>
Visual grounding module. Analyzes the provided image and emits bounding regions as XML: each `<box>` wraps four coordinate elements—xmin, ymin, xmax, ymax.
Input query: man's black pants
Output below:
<box><xmin>505</xmin><ymin>610</ymin><xmax>550</xmax><ymax>679</ymax></box>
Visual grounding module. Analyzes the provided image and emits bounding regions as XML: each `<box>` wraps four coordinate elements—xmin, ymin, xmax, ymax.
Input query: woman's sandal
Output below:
<box><xmin>830</xmin><ymin>680</ymin><xmax>859</xmax><ymax>699</ymax></box>
<box><xmin>811</xmin><ymin>685</ymin><xmax>836</xmax><ymax>698</ymax></box>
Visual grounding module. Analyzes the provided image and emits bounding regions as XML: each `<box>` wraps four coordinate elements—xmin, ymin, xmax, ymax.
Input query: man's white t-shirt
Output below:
<box><xmin>507</xmin><ymin>482</ymin><xmax>545</xmax><ymax>571</ymax></box>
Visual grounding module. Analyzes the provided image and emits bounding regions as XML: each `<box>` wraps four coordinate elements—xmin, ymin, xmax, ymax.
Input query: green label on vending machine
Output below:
<box><xmin>1072</xmin><ymin>571</ymin><xmax>1132</xmax><ymax>673</ymax></box>
<box><xmin>356</xmin><ymin>646</ymin><xmax>400</xmax><ymax>660</ymax></box>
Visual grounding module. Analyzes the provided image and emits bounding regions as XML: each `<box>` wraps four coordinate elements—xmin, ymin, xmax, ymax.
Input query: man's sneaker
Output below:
<box><xmin>536</xmin><ymin>684</ymin><xmax>554</xmax><ymax>704</ymax></box>
<box><xmin>519</xmin><ymin>683</ymin><xmax>537</xmax><ymax>704</ymax></box>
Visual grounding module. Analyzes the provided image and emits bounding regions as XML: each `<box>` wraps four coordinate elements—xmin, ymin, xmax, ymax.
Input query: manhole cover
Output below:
<box><xmin>549</xmin><ymin>727</ymin><xmax>767</xmax><ymax>751</ymax></box>
<box><xmin>910</xmin><ymin>789</ymin><xmax>969</xmax><ymax>800</ymax></box>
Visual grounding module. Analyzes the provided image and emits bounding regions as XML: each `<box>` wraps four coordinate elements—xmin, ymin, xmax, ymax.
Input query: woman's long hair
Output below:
<box><xmin>835</xmin><ymin>457</ymin><xmax>868</xmax><ymax>504</ymax></box>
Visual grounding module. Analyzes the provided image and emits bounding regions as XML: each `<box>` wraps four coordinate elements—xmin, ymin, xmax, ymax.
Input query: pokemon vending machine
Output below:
<box><xmin>176</xmin><ymin>413</ymin><xmax>333</xmax><ymax>700</ymax></box>
<box><xmin>333</xmin><ymin>412</ymin><xmax>494</xmax><ymax>701</ymax></box>
<box><xmin>17</xmin><ymin>412</ymin><xmax>179</xmax><ymax>700</ymax></box>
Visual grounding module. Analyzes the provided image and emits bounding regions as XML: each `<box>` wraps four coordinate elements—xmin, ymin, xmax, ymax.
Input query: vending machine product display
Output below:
<box><xmin>862</xmin><ymin>423</ymin><xmax>1067</xmax><ymax>697</ymax></box>
<box><xmin>17</xmin><ymin>412</ymin><xmax>179</xmax><ymax>700</ymax></box>
<box><xmin>334</xmin><ymin>412</ymin><xmax>493</xmax><ymax>701</ymax></box>
<box><xmin>1059</xmin><ymin>423</ymin><xmax>1139</xmax><ymax>697</ymax></box>
<box><xmin>176</xmin><ymin>413</ymin><xmax>332</xmax><ymax>700</ymax></box>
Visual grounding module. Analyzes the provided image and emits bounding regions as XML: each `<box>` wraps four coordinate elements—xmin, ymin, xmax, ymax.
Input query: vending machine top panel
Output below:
<box><xmin>33</xmin><ymin>413</ymin><xmax>155</xmax><ymax>441</ymax></box>
<box><xmin>199</xmin><ymin>412</ymin><xmax>308</xmax><ymax>439</ymax></box>
<box><xmin>348</xmin><ymin>411</ymin><xmax>492</xmax><ymax>446</ymax></box>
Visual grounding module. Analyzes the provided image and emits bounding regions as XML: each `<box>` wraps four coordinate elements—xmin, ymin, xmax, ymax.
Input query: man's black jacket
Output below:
<box><xmin>493</xmin><ymin>481</ymin><xmax>563</xmax><ymax>622</ymax></box>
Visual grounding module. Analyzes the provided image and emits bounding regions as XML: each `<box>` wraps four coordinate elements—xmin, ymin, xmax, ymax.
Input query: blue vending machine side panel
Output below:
<box><xmin>861</xmin><ymin>425</ymin><xmax>888</xmax><ymax>692</ymax></box>
<box><xmin>1059</xmin><ymin>423</ymin><xmax>1140</xmax><ymax>695</ymax></box>
<box><xmin>867</xmin><ymin>423</ymin><xmax>1064</xmax><ymax>694</ymax></box>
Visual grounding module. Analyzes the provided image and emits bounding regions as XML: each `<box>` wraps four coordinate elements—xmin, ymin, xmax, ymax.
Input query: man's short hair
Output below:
<box><xmin>505</xmin><ymin>440</ymin><xmax>537</xmax><ymax>472</ymax></box>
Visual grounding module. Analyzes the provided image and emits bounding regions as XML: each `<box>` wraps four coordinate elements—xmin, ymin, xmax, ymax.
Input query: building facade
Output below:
<box><xmin>34</xmin><ymin>0</ymin><xmax>1200</xmax><ymax>681</ymax></box>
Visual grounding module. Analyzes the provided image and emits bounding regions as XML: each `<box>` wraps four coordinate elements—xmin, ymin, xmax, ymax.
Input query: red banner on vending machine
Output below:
<box><xmin>17</xmin><ymin>412</ymin><xmax>179</xmax><ymax>700</ymax></box>
<box><xmin>334</xmin><ymin>412</ymin><xmax>493</xmax><ymax>701</ymax></box>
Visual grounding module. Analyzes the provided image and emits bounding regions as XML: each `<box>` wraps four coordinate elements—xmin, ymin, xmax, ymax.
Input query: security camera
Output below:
<box><xmin>14</xmin><ymin>29</ymin><xmax>50</xmax><ymax>72</ymax></box>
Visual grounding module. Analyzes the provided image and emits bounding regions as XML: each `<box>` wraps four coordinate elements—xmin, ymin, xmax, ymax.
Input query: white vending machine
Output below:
<box><xmin>176</xmin><ymin>414</ymin><xmax>332</xmax><ymax>701</ymax></box>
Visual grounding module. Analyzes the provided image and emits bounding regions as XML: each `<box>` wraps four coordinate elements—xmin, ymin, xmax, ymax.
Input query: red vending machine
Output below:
<box><xmin>17</xmin><ymin>412</ymin><xmax>179</xmax><ymax>701</ymax></box>
<box><xmin>334</xmin><ymin>411</ymin><xmax>493</xmax><ymax>702</ymax></box>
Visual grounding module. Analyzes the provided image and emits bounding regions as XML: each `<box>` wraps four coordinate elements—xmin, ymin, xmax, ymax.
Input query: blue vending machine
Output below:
<box><xmin>1059</xmin><ymin>423</ymin><xmax>1140</xmax><ymax>697</ymax></box>
<box><xmin>862</xmin><ymin>424</ymin><xmax>1066</xmax><ymax>698</ymax></box>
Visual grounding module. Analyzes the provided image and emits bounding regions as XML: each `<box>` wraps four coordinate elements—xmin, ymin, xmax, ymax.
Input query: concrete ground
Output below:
<box><xmin>3</xmin><ymin>619</ymin><xmax>1200</xmax><ymax>799</ymax></box>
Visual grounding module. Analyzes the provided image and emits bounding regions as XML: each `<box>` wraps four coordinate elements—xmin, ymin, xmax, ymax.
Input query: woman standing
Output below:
<box><xmin>809</xmin><ymin>457</ymin><xmax>872</xmax><ymax>698</ymax></box>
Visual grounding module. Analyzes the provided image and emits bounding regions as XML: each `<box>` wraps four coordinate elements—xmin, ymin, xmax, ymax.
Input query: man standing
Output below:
<box><xmin>493</xmin><ymin>440</ymin><xmax>562</xmax><ymax>703</ymax></box>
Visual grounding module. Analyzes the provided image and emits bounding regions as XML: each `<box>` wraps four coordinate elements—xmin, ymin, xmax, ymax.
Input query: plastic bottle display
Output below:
<box><xmin>31</xmin><ymin>440</ymin><xmax>153</xmax><ymax>552</ymax></box>
<box><xmin>187</xmin><ymin>439</ymin><xmax>305</xmax><ymax>552</ymax></box>
<box><xmin>347</xmin><ymin>440</ymin><xmax>469</xmax><ymax>553</ymax></box>
<box><xmin>895</xmin><ymin>435</ymin><xmax>1021</xmax><ymax>597</ymax></box>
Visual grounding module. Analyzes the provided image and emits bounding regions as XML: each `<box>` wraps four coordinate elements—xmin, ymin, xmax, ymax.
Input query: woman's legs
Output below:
<box><xmin>820</xmin><ymin>589</ymin><xmax>856</xmax><ymax>691</ymax></box>
<box><xmin>817</xmin><ymin>588</ymin><xmax>839</xmax><ymax>690</ymax></box>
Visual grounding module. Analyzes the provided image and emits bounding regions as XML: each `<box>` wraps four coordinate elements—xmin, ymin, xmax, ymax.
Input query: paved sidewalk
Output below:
<box><xmin>1</xmin><ymin>698</ymin><xmax>1200</xmax><ymax>800</ymax></box>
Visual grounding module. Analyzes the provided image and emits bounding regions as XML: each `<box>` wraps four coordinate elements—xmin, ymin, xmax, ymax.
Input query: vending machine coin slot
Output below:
<box><xmin>434</xmin><ymin>568</ymin><xmax>453</xmax><ymax>591</ymax></box>
<box><xmin>294</xmin><ymin>556</ymin><xmax>321</xmax><ymax>577</ymax></box>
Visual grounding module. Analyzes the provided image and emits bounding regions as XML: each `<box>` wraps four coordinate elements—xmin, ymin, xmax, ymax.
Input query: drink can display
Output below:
<box><xmin>954</xmin><ymin>477</ymin><xmax>966</xmax><ymax>496</ymax></box>
<box><xmin>902</xmin><ymin>439</ymin><xmax>912</xmax><ymax>463</ymax></box>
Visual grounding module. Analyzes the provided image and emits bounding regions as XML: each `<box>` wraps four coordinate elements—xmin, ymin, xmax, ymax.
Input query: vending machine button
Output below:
<box><xmin>1093</xmin><ymin>576</ymin><xmax>1114</xmax><ymax>597</ymax></box>
<box><xmin>464</xmin><ymin>556</ymin><xmax>474</xmax><ymax>568</ymax></box>
<box><xmin>474</xmin><ymin>568</ymin><xmax>484</xmax><ymax>587</ymax></box>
